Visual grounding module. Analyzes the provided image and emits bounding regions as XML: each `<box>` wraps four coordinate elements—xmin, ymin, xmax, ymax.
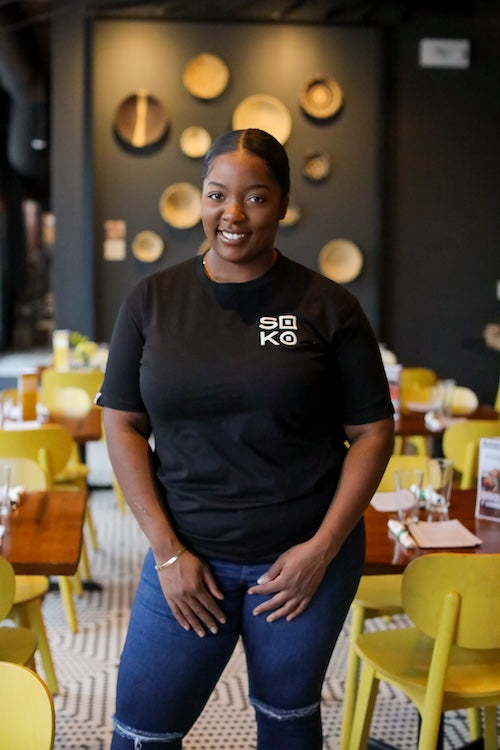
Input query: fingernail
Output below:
<box><xmin>210</xmin><ymin>626</ymin><xmax>218</xmax><ymax>634</ymax></box>
<box><xmin>257</xmin><ymin>576</ymin><xmax>266</xmax><ymax>584</ymax></box>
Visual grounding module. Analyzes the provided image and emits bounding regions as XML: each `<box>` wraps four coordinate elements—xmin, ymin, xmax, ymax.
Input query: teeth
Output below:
<box><xmin>221</xmin><ymin>231</ymin><xmax>245</xmax><ymax>240</ymax></box>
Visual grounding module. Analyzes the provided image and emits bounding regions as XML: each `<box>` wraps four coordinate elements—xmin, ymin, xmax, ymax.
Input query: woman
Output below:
<box><xmin>99</xmin><ymin>128</ymin><xmax>394</xmax><ymax>749</ymax></box>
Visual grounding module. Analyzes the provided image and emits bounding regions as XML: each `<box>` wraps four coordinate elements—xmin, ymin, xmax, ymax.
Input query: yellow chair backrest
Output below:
<box><xmin>442</xmin><ymin>419</ymin><xmax>500</xmax><ymax>489</ymax></box>
<box><xmin>402</xmin><ymin>553</ymin><xmax>500</xmax><ymax>649</ymax></box>
<box><xmin>0</xmin><ymin>424</ymin><xmax>74</xmax><ymax>486</ymax></box>
<box><xmin>0</xmin><ymin>661</ymin><xmax>55</xmax><ymax>750</ymax></box>
<box><xmin>0</xmin><ymin>555</ymin><xmax>16</xmax><ymax>620</ymax></box>
<box><xmin>378</xmin><ymin>454</ymin><xmax>428</xmax><ymax>491</ymax></box>
<box><xmin>450</xmin><ymin>386</ymin><xmax>478</xmax><ymax>416</ymax></box>
<box><xmin>0</xmin><ymin>456</ymin><xmax>48</xmax><ymax>491</ymax></box>
<box><xmin>43</xmin><ymin>386</ymin><xmax>92</xmax><ymax>418</ymax></box>
<box><xmin>400</xmin><ymin>367</ymin><xmax>437</xmax><ymax>388</ymax></box>
<box><xmin>399</xmin><ymin>367</ymin><xmax>438</xmax><ymax>409</ymax></box>
<box><xmin>41</xmin><ymin>368</ymin><xmax>103</xmax><ymax>404</ymax></box>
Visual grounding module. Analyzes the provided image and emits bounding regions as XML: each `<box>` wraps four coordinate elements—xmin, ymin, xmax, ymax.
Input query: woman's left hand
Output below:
<box><xmin>247</xmin><ymin>540</ymin><xmax>330</xmax><ymax>622</ymax></box>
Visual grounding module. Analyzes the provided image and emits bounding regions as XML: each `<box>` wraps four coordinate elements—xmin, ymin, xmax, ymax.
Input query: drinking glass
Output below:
<box><xmin>395</xmin><ymin>468</ymin><xmax>423</xmax><ymax>525</ymax></box>
<box><xmin>426</xmin><ymin>457</ymin><xmax>454</xmax><ymax>514</ymax></box>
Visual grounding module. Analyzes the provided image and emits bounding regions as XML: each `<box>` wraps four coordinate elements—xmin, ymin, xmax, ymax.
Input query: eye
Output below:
<box><xmin>248</xmin><ymin>194</ymin><xmax>265</xmax><ymax>203</ymax></box>
<box><xmin>207</xmin><ymin>191</ymin><xmax>223</xmax><ymax>201</ymax></box>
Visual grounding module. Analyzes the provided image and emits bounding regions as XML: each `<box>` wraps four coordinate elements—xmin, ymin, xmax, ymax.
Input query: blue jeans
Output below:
<box><xmin>111</xmin><ymin>519</ymin><xmax>364</xmax><ymax>750</ymax></box>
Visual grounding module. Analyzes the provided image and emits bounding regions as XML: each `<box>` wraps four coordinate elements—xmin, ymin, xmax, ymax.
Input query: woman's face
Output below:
<box><xmin>201</xmin><ymin>150</ymin><xmax>288</xmax><ymax>281</ymax></box>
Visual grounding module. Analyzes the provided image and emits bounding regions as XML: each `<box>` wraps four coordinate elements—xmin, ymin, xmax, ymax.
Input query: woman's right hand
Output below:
<box><xmin>157</xmin><ymin>551</ymin><xmax>226</xmax><ymax>637</ymax></box>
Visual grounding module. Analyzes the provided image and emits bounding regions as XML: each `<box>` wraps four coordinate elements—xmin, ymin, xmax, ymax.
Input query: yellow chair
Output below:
<box><xmin>442</xmin><ymin>419</ymin><xmax>500</xmax><ymax>489</ymax></box>
<box><xmin>40</xmin><ymin>367</ymin><xmax>103</xmax><ymax>403</ymax></box>
<box><xmin>0</xmin><ymin>557</ymin><xmax>37</xmax><ymax>670</ymax></box>
<box><xmin>396</xmin><ymin>367</ymin><xmax>437</xmax><ymax>456</ymax></box>
<box><xmin>339</xmin><ymin>453</ymin><xmax>428</xmax><ymax>750</ymax></box>
<box><xmin>41</xmin><ymin>368</ymin><xmax>125</xmax><ymax>511</ymax></box>
<box><xmin>43</xmin><ymin>384</ymin><xmax>92</xmax><ymax>418</ymax></box>
<box><xmin>400</xmin><ymin>367</ymin><xmax>437</xmax><ymax>404</ymax></box>
<box><xmin>0</xmin><ymin>661</ymin><xmax>55</xmax><ymax>750</ymax></box>
<box><xmin>450</xmin><ymin>386</ymin><xmax>478</xmax><ymax>415</ymax></box>
<box><xmin>0</xmin><ymin>458</ymin><xmax>59</xmax><ymax>693</ymax></box>
<box><xmin>348</xmin><ymin>553</ymin><xmax>500</xmax><ymax>750</ymax></box>
<box><xmin>41</xmin><ymin>386</ymin><xmax>99</xmax><ymax>550</ymax></box>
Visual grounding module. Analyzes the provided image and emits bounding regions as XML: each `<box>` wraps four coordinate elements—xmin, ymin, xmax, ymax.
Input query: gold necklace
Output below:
<box><xmin>202</xmin><ymin>251</ymin><xmax>219</xmax><ymax>283</ymax></box>
<box><xmin>202</xmin><ymin>248</ymin><xmax>279</xmax><ymax>283</ymax></box>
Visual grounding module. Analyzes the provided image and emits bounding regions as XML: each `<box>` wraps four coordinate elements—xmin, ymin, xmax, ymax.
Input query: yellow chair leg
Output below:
<box><xmin>348</xmin><ymin>664</ymin><xmax>379</xmax><ymax>750</ymax></box>
<box><xmin>85</xmin><ymin>503</ymin><xmax>98</xmax><ymax>551</ymax></box>
<box><xmin>467</xmin><ymin>707</ymin><xmax>482</xmax><ymax>740</ymax></box>
<box><xmin>78</xmin><ymin>538</ymin><xmax>91</xmax><ymax>582</ymax></box>
<box><xmin>406</xmin><ymin>435</ymin><xmax>429</xmax><ymax>456</ymax></box>
<box><xmin>393</xmin><ymin>436</ymin><xmax>403</xmax><ymax>455</ymax></box>
<box><xmin>113</xmin><ymin>475</ymin><xmax>126</xmax><ymax>512</ymax></box>
<box><xmin>71</xmin><ymin>571</ymin><xmax>83</xmax><ymax>597</ymax></box>
<box><xmin>58</xmin><ymin>576</ymin><xmax>79</xmax><ymax>633</ymax></box>
<box><xmin>12</xmin><ymin>599</ymin><xmax>59</xmax><ymax>694</ymax></box>
<box><xmin>483</xmin><ymin>706</ymin><xmax>498</xmax><ymax>750</ymax></box>
<box><xmin>340</xmin><ymin>603</ymin><xmax>366</xmax><ymax>750</ymax></box>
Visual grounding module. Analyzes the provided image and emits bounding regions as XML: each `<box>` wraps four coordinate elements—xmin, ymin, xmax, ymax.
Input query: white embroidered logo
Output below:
<box><xmin>259</xmin><ymin>315</ymin><xmax>298</xmax><ymax>346</ymax></box>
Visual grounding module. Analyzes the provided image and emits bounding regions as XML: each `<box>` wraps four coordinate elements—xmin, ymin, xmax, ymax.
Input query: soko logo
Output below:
<box><xmin>259</xmin><ymin>315</ymin><xmax>298</xmax><ymax>346</ymax></box>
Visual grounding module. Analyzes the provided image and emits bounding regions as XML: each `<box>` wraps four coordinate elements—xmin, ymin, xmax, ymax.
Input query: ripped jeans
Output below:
<box><xmin>110</xmin><ymin>519</ymin><xmax>364</xmax><ymax>750</ymax></box>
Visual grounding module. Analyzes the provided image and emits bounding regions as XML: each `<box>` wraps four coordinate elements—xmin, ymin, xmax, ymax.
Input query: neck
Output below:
<box><xmin>202</xmin><ymin>248</ymin><xmax>278</xmax><ymax>284</ymax></box>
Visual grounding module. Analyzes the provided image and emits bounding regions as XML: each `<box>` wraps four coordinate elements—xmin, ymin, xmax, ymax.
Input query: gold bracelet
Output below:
<box><xmin>155</xmin><ymin>546</ymin><xmax>187</xmax><ymax>571</ymax></box>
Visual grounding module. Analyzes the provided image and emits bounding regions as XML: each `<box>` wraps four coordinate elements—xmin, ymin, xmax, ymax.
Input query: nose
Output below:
<box><xmin>222</xmin><ymin>198</ymin><xmax>245</xmax><ymax>222</ymax></box>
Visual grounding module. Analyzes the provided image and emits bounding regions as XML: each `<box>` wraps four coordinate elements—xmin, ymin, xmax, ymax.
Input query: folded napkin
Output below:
<box><xmin>371</xmin><ymin>492</ymin><xmax>399</xmax><ymax>512</ymax></box>
<box><xmin>424</xmin><ymin>411</ymin><xmax>466</xmax><ymax>432</ymax></box>
<box><xmin>387</xmin><ymin>519</ymin><xmax>417</xmax><ymax>549</ymax></box>
<box><xmin>407</xmin><ymin>519</ymin><xmax>482</xmax><ymax>548</ymax></box>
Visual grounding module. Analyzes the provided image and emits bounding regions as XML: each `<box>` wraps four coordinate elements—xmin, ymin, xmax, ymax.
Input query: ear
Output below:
<box><xmin>279</xmin><ymin>195</ymin><xmax>289</xmax><ymax>220</ymax></box>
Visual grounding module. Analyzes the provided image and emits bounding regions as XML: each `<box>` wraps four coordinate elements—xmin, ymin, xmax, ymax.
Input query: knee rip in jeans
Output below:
<box><xmin>250</xmin><ymin>696</ymin><xmax>319</xmax><ymax>721</ymax></box>
<box><xmin>113</xmin><ymin>717</ymin><xmax>183</xmax><ymax>748</ymax></box>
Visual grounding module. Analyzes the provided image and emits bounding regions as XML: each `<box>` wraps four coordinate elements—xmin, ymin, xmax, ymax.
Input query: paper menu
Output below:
<box><xmin>475</xmin><ymin>437</ymin><xmax>500</xmax><ymax>522</ymax></box>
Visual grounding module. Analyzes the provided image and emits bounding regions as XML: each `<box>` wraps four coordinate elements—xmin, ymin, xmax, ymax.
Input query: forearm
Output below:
<box><xmin>313</xmin><ymin>417</ymin><xmax>394</xmax><ymax>562</ymax></box>
<box><xmin>103</xmin><ymin>408</ymin><xmax>183</xmax><ymax>564</ymax></box>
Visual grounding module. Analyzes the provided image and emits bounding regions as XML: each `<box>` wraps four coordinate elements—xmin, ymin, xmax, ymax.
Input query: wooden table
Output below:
<box><xmin>48</xmin><ymin>405</ymin><xmax>103</xmax><ymax>445</ymax></box>
<box><xmin>395</xmin><ymin>403</ymin><xmax>498</xmax><ymax>438</ymax></box>
<box><xmin>0</xmin><ymin>489</ymin><xmax>86</xmax><ymax>576</ymax></box>
<box><xmin>364</xmin><ymin>488</ymin><xmax>499</xmax><ymax>575</ymax></box>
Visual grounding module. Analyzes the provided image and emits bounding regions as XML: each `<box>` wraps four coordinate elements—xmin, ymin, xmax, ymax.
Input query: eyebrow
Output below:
<box><xmin>206</xmin><ymin>180</ymin><xmax>271</xmax><ymax>191</ymax></box>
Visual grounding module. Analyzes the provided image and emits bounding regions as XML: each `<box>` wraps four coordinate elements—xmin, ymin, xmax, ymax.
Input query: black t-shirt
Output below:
<box><xmin>97</xmin><ymin>252</ymin><xmax>393</xmax><ymax>562</ymax></box>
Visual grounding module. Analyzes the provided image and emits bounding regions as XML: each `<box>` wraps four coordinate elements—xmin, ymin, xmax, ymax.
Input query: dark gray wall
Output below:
<box><xmin>51</xmin><ymin>11</ymin><xmax>499</xmax><ymax>404</ymax></box>
<box><xmin>381</xmin><ymin>12</ymin><xmax>499</xmax><ymax>404</ymax></box>
<box><xmin>91</xmin><ymin>20</ymin><xmax>382</xmax><ymax>338</ymax></box>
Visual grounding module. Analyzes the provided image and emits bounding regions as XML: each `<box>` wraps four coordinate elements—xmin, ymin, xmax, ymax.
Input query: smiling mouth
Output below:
<box><xmin>219</xmin><ymin>230</ymin><xmax>247</xmax><ymax>241</ymax></box>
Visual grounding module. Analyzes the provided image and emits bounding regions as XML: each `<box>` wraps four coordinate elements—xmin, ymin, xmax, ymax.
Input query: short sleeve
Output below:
<box><xmin>331</xmin><ymin>300</ymin><xmax>393</xmax><ymax>425</ymax></box>
<box><xmin>95</xmin><ymin>287</ymin><xmax>146</xmax><ymax>412</ymax></box>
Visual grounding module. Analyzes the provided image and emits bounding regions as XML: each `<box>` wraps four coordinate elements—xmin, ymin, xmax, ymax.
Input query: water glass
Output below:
<box><xmin>426</xmin><ymin>457</ymin><xmax>454</xmax><ymax>514</ymax></box>
<box><xmin>432</xmin><ymin>379</ymin><xmax>456</xmax><ymax>417</ymax></box>
<box><xmin>395</xmin><ymin>468</ymin><xmax>423</xmax><ymax>525</ymax></box>
<box><xmin>0</xmin><ymin>464</ymin><xmax>11</xmax><ymax>518</ymax></box>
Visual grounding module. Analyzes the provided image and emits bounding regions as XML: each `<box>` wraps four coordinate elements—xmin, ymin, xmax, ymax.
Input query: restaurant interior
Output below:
<box><xmin>0</xmin><ymin>1</ymin><xmax>499</xmax><ymax>749</ymax></box>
